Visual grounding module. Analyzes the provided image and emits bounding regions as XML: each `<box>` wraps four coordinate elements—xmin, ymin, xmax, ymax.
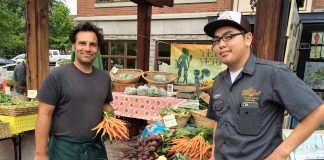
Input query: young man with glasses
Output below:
<box><xmin>204</xmin><ymin>11</ymin><xmax>324</xmax><ymax>160</ymax></box>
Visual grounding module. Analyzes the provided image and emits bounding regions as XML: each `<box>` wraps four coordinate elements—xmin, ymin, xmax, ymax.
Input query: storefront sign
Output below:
<box><xmin>170</xmin><ymin>43</ymin><xmax>226</xmax><ymax>84</ymax></box>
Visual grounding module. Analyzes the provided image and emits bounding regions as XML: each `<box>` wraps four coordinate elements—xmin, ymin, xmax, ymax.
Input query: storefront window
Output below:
<box><xmin>100</xmin><ymin>40</ymin><xmax>137</xmax><ymax>71</ymax></box>
<box><xmin>111</xmin><ymin>41</ymin><xmax>124</xmax><ymax>55</ymax></box>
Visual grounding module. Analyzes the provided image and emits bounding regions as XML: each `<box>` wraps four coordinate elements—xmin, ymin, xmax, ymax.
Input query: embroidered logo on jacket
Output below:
<box><xmin>242</xmin><ymin>87</ymin><xmax>261</xmax><ymax>102</ymax></box>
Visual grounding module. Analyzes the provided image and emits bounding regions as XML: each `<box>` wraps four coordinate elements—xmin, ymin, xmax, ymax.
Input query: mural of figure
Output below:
<box><xmin>176</xmin><ymin>48</ymin><xmax>192</xmax><ymax>83</ymax></box>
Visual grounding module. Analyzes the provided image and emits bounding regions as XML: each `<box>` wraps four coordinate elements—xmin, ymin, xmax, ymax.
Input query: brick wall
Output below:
<box><xmin>78</xmin><ymin>0</ymin><xmax>232</xmax><ymax>16</ymax></box>
<box><xmin>314</xmin><ymin>0</ymin><xmax>324</xmax><ymax>9</ymax></box>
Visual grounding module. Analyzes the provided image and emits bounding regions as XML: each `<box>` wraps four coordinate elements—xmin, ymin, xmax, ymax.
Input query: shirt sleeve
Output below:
<box><xmin>206</xmin><ymin>83</ymin><xmax>218</xmax><ymax>121</ymax></box>
<box><xmin>37</xmin><ymin>72</ymin><xmax>60</xmax><ymax>106</ymax></box>
<box><xmin>105</xmin><ymin>75</ymin><xmax>113</xmax><ymax>103</ymax></box>
<box><xmin>272</xmin><ymin>66</ymin><xmax>323</xmax><ymax>121</ymax></box>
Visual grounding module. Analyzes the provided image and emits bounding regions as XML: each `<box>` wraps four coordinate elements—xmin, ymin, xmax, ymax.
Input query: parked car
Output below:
<box><xmin>49</xmin><ymin>50</ymin><xmax>71</xmax><ymax>65</ymax></box>
<box><xmin>11</xmin><ymin>54</ymin><xmax>26</xmax><ymax>63</ymax></box>
<box><xmin>0</xmin><ymin>57</ymin><xmax>14</xmax><ymax>66</ymax></box>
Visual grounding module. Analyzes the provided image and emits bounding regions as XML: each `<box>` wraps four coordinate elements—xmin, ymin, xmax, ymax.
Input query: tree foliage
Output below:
<box><xmin>49</xmin><ymin>1</ymin><xmax>74</xmax><ymax>50</ymax></box>
<box><xmin>0</xmin><ymin>0</ymin><xmax>74</xmax><ymax>57</ymax></box>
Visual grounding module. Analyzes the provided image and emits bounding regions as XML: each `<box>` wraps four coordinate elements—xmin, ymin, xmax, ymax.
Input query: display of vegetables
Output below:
<box><xmin>153</xmin><ymin>75</ymin><xmax>167</xmax><ymax>82</ymax></box>
<box><xmin>148</xmin><ymin>87</ymin><xmax>159</xmax><ymax>97</ymax></box>
<box><xmin>125</xmin><ymin>87</ymin><xmax>137</xmax><ymax>95</ymax></box>
<box><xmin>91</xmin><ymin>111</ymin><xmax>129</xmax><ymax>141</ymax></box>
<box><xmin>119</xmin><ymin>73</ymin><xmax>133</xmax><ymax>80</ymax></box>
<box><xmin>168</xmin><ymin>135</ymin><xmax>212</xmax><ymax>160</ymax></box>
<box><xmin>157</xmin><ymin>126</ymin><xmax>213</xmax><ymax>160</ymax></box>
<box><xmin>120</xmin><ymin>134</ymin><xmax>163</xmax><ymax>160</ymax></box>
<box><xmin>0</xmin><ymin>92</ymin><xmax>38</xmax><ymax>108</ymax></box>
<box><xmin>159</xmin><ymin>104</ymin><xmax>191</xmax><ymax>116</ymax></box>
<box><xmin>137</xmin><ymin>85</ymin><xmax>149</xmax><ymax>96</ymax></box>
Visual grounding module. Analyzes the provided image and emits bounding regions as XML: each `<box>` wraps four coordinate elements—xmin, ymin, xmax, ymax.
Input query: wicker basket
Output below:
<box><xmin>191</xmin><ymin>109</ymin><xmax>216</xmax><ymax>128</ymax></box>
<box><xmin>0</xmin><ymin>106</ymin><xmax>30</xmax><ymax>117</ymax></box>
<box><xmin>142</xmin><ymin>71</ymin><xmax>178</xmax><ymax>89</ymax></box>
<box><xmin>174</xmin><ymin>83</ymin><xmax>213</xmax><ymax>94</ymax></box>
<box><xmin>0</xmin><ymin>121</ymin><xmax>11</xmax><ymax>139</ymax></box>
<box><xmin>160</xmin><ymin>113</ymin><xmax>191</xmax><ymax>128</ymax></box>
<box><xmin>110</xmin><ymin>69</ymin><xmax>143</xmax><ymax>84</ymax></box>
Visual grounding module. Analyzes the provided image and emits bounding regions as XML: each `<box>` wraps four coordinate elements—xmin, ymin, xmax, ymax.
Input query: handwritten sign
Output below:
<box><xmin>27</xmin><ymin>90</ymin><xmax>38</xmax><ymax>98</ymax></box>
<box><xmin>162</xmin><ymin>114</ymin><xmax>177</xmax><ymax>128</ymax></box>
<box><xmin>5</xmin><ymin>87</ymin><xmax>11</xmax><ymax>95</ymax></box>
<box><xmin>111</xmin><ymin>67</ymin><xmax>119</xmax><ymax>74</ymax></box>
<box><xmin>0</xmin><ymin>68</ymin><xmax>8</xmax><ymax>80</ymax></box>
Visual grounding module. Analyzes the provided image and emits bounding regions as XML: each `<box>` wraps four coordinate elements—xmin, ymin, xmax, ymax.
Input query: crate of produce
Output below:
<box><xmin>191</xmin><ymin>109</ymin><xmax>216</xmax><ymax>129</ymax></box>
<box><xmin>142</xmin><ymin>71</ymin><xmax>178</xmax><ymax>89</ymax></box>
<box><xmin>110</xmin><ymin>69</ymin><xmax>143</xmax><ymax>84</ymax></box>
<box><xmin>0</xmin><ymin>121</ymin><xmax>11</xmax><ymax>139</ymax></box>
<box><xmin>0</xmin><ymin>114</ymin><xmax>37</xmax><ymax>134</ymax></box>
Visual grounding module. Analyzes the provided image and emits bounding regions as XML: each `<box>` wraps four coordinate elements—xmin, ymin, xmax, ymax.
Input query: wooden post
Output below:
<box><xmin>136</xmin><ymin>2</ymin><xmax>152</xmax><ymax>71</ymax></box>
<box><xmin>252</xmin><ymin>0</ymin><xmax>283</xmax><ymax>60</ymax></box>
<box><xmin>26</xmin><ymin>0</ymin><xmax>49</xmax><ymax>90</ymax></box>
<box><xmin>130</xmin><ymin>0</ymin><xmax>173</xmax><ymax>71</ymax></box>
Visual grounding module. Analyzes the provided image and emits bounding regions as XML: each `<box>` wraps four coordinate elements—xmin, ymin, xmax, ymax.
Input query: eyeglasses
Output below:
<box><xmin>211</xmin><ymin>32</ymin><xmax>246</xmax><ymax>46</ymax></box>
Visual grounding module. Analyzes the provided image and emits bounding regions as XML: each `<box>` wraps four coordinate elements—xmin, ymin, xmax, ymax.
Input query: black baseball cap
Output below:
<box><xmin>204</xmin><ymin>11</ymin><xmax>251</xmax><ymax>38</ymax></box>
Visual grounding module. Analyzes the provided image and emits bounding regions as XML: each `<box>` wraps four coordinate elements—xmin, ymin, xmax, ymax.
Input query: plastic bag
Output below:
<box><xmin>140</xmin><ymin>122</ymin><xmax>168</xmax><ymax>139</ymax></box>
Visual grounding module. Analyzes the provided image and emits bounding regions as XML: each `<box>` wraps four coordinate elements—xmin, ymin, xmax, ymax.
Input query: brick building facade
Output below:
<box><xmin>75</xmin><ymin>0</ymin><xmax>324</xmax><ymax>71</ymax></box>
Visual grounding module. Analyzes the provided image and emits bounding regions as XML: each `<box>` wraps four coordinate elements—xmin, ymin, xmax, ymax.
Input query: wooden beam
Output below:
<box><xmin>136</xmin><ymin>2</ymin><xmax>152</xmax><ymax>71</ymax></box>
<box><xmin>130</xmin><ymin>0</ymin><xmax>173</xmax><ymax>7</ymax></box>
<box><xmin>252</xmin><ymin>0</ymin><xmax>282</xmax><ymax>60</ymax></box>
<box><xmin>26</xmin><ymin>0</ymin><xmax>49</xmax><ymax>90</ymax></box>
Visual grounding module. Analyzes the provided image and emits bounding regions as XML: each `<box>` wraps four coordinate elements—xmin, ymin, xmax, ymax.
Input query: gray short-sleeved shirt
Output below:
<box><xmin>37</xmin><ymin>64</ymin><xmax>113</xmax><ymax>139</ymax></box>
<box><xmin>206</xmin><ymin>53</ymin><xmax>323</xmax><ymax>160</ymax></box>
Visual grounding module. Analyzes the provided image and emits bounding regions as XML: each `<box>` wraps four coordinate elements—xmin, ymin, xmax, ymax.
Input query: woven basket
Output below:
<box><xmin>142</xmin><ymin>71</ymin><xmax>178</xmax><ymax>89</ymax></box>
<box><xmin>0</xmin><ymin>106</ymin><xmax>29</xmax><ymax>116</ymax></box>
<box><xmin>110</xmin><ymin>69</ymin><xmax>143</xmax><ymax>84</ymax></box>
<box><xmin>28</xmin><ymin>106</ymin><xmax>38</xmax><ymax>114</ymax></box>
<box><xmin>174</xmin><ymin>83</ymin><xmax>213</xmax><ymax>94</ymax></box>
<box><xmin>191</xmin><ymin>109</ymin><xmax>216</xmax><ymax>128</ymax></box>
<box><xmin>160</xmin><ymin>113</ymin><xmax>191</xmax><ymax>128</ymax></box>
<box><xmin>0</xmin><ymin>121</ymin><xmax>11</xmax><ymax>139</ymax></box>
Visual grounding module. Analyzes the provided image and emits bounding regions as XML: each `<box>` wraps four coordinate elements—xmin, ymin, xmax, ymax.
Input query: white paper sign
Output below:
<box><xmin>5</xmin><ymin>87</ymin><xmax>11</xmax><ymax>95</ymax></box>
<box><xmin>0</xmin><ymin>68</ymin><xmax>8</xmax><ymax>80</ymax></box>
<box><xmin>111</xmin><ymin>67</ymin><xmax>119</xmax><ymax>74</ymax></box>
<box><xmin>162</xmin><ymin>114</ymin><xmax>177</xmax><ymax>128</ymax></box>
<box><xmin>27</xmin><ymin>90</ymin><xmax>38</xmax><ymax>98</ymax></box>
<box><xmin>177</xmin><ymin>99</ymin><xmax>200</xmax><ymax>109</ymax></box>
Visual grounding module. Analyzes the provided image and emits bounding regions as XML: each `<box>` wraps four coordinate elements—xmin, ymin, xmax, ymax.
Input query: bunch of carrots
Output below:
<box><xmin>91</xmin><ymin>111</ymin><xmax>129</xmax><ymax>141</ymax></box>
<box><xmin>168</xmin><ymin>135</ymin><xmax>212</xmax><ymax>160</ymax></box>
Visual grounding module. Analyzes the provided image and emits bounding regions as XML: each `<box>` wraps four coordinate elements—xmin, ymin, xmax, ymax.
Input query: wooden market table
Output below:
<box><xmin>111</xmin><ymin>92</ymin><xmax>187</xmax><ymax>121</ymax></box>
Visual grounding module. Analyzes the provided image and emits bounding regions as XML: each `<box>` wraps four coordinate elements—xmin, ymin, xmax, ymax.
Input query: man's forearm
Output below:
<box><xmin>35</xmin><ymin>114</ymin><xmax>52</xmax><ymax>155</ymax></box>
<box><xmin>275</xmin><ymin>104</ymin><xmax>324</xmax><ymax>156</ymax></box>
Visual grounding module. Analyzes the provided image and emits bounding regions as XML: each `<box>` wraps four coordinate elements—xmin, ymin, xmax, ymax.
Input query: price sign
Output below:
<box><xmin>111</xmin><ymin>67</ymin><xmax>119</xmax><ymax>74</ymax></box>
<box><xmin>27</xmin><ymin>90</ymin><xmax>38</xmax><ymax>98</ymax></box>
<box><xmin>5</xmin><ymin>87</ymin><xmax>11</xmax><ymax>95</ymax></box>
<box><xmin>162</xmin><ymin>114</ymin><xmax>177</xmax><ymax>128</ymax></box>
<box><xmin>177</xmin><ymin>99</ymin><xmax>200</xmax><ymax>109</ymax></box>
